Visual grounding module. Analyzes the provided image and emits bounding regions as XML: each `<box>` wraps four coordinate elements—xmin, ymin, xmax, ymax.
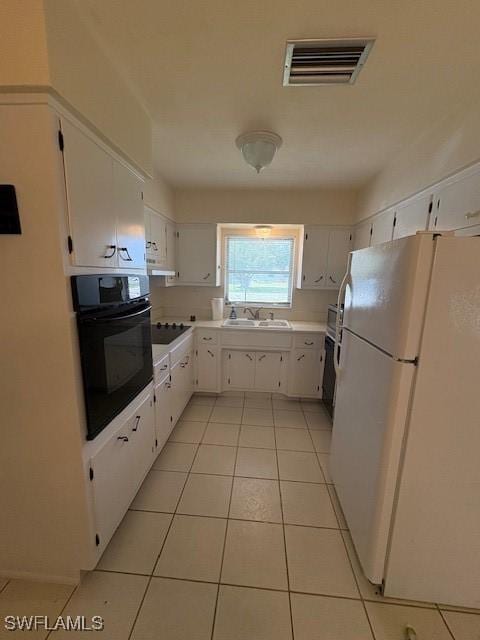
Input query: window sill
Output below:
<box><xmin>225</xmin><ymin>302</ymin><xmax>292</xmax><ymax>310</ymax></box>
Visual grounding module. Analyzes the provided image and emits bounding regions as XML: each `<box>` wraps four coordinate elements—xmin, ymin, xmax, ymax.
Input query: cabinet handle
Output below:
<box><xmin>203</xmin><ymin>273</ymin><xmax>211</xmax><ymax>280</ymax></box>
<box><xmin>246</xmin><ymin>354</ymin><xmax>253</xmax><ymax>361</ymax></box>
<box><xmin>314</xmin><ymin>275</ymin><xmax>323</xmax><ymax>283</ymax></box>
<box><xmin>160</xmin><ymin>364</ymin><xmax>168</xmax><ymax>370</ymax></box>
<box><xmin>152</xmin><ymin>241</ymin><xmax>158</xmax><ymax>251</ymax></box>
<box><xmin>258</xmin><ymin>354</ymin><xmax>266</xmax><ymax>361</ymax></box>
<box><xmin>465</xmin><ymin>209</ymin><xmax>480</xmax><ymax>220</ymax></box>
<box><xmin>165</xmin><ymin>382</ymin><xmax>171</xmax><ymax>389</ymax></box>
<box><xmin>118</xmin><ymin>247</ymin><xmax>133</xmax><ymax>261</ymax></box>
<box><xmin>146</xmin><ymin>241</ymin><xmax>152</xmax><ymax>249</ymax></box>
<box><xmin>297</xmin><ymin>354</ymin><xmax>305</xmax><ymax>361</ymax></box>
<box><xmin>207</xmin><ymin>350</ymin><xmax>214</xmax><ymax>357</ymax></box>
<box><xmin>202</xmin><ymin>337</ymin><xmax>212</xmax><ymax>341</ymax></box>
<box><xmin>117</xmin><ymin>436</ymin><xmax>129</xmax><ymax>442</ymax></box>
<box><xmin>103</xmin><ymin>245</ymin><xmax>116</xmax><ymax>258</ymax></box>
<box><xmin>305</xmin><ymin>341</ymin><xmax>314</xmax><ymax>346</ymax></box>
<box><xmin>329</xmin><ymin>276</ymin><xmax>337</xmax><ymax>283</ymax></box>
<box><xmin>132</xmin><ymin>415</ymin><xmax>141</xmax><ymax>432</ymax></box>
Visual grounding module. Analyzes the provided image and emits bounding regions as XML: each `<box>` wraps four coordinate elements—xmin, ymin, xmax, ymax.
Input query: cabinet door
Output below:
<box><xmin>127</xmin><ymin>393</ymin><xmax>156</xmax><ymax>490</ymax></box>
<box><xmin>255</xmin><ymin>352</ymin><xmax>283</xmax><ymax>392</ymax></box>
<box><xmin>114</xmin><ymin>161</ymin><xmax>145</xmax><ymax>269</ymax></box>
<box><xmin>224</xmin><ymin>350</ymin><xmax>256</xmax><ymax>390</ymax></box>
<box><xmin>326</xmin><ymin>229</ymin><xmax>352</xmax><ymax>289</ymax></box>
<box><xmin>177</xmin><ymin>224</ymin><xmax>220</xmax><ymax>285</ymax></box>
<box><xmin>301</xmin><ymin>227</ymin><xmax>329</xmax><ymax>288</ymax></box>
<box><xmin>180</xmin><ymin>350</ymin><xmax>194</xmax><ymax>409</ymax></box>
<box><xmin>61</xmin><ymin>119</ymin><xmax>116</xmax><ymax>268</ymax></box>
<box><xmin>393</xmin><ymin>194</ymin><xmax>432</xmax><ymax>240</ymax></box>
<box><xmin>288</xmin><ymin>350</ymin><xmax>322</xmax><ymax>398</ymax></box>
<box><xmin>353</xmin><ymin>221</ymin><xmax>372</xmax><ymax>251</ymax></box>
<box><xmin>432</xmin><ymin>167</ymin><xmax>480</xmax><ymax>231</ymax></box>
<box><xmin>155</xmin><ymin>377</ymin><xmax>173</xmax><ymax>451</ymax></box>
<box><xmin>196</xmin><ymin>345</ymin><xmax>219</xmax><ymax>392</ymax></box>
<box><xmin>370</xmin><ymin>208</ymin><xmax>395</xmax><ymax>246</ymax></box>
<box><xmin>145</xmin><ymin>208</ymin><xmax>153</xmax><ymax>258</ymax></box>
<box><xmin>89</xmin><ymin>426</ymin><xmax>134</xmax><ymax>551</ymax></box>
<box><xmin>170</xmin><ymin>362</ymin><xmax>183</xmax><ymax>425</ymax></box>
<box><xmin>150</xmin><ymin>212</ymin><xmax>168</xmax><ymax>265</ymax></box>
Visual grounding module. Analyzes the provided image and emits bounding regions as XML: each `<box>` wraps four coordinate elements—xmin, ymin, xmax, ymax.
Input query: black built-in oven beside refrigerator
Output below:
<box><xmin>322</xmin><ymin>304</ymin><xmax>341</xmax><ymax>418</ymax></box>
<box><xmin>71</xmin><ymin>274</ymin><xmax>153</xmax><ymax>440</ymax></box>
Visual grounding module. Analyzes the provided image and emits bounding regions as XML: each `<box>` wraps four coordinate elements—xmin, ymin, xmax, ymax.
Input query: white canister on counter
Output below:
<box><xmin>211</xmin><ymin>297</ymin><xmax>224</xmax><ymax>321</ymax></box>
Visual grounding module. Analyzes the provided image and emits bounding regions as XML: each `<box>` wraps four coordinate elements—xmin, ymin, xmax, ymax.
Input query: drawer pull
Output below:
<box><xmin>246</xmin><ymin>353</ymin><xmax>253</xmax><ymax>361</ymax></box>
<box><xmin>465</xmin><ymin>209</ymin><xmax>480</xmax><ymax>220</ymax></box>
<box><xmin>103</xmin><ymin>245</ymin><xmax>116</xmax><ymax>259</ymax></box>
<box><xmin>207</xmin><ymin>350</ymin><xmax>215</xmax><ymax>357</ymax></box>
<box><xmin>203</xmin><ymin>273</ymin><xmax>211</xmax><ymax>280</ymax></box>
<box><xmin>258</xmin><ymin>354</ymin><xmax>266</xmax><ymax>361</ymax></box>
<box><xmin>203</xmin><ymin>337</ymin><xmax>213</xmax><ymax>341</ymax></box>
<box><xmin>297</xmin><ymin>354</ymin><xmax>305</xmax><ymax>361</ymax></box>
<box><xmin>314</xmin><ymin>275</ymin><xmax>323</xmax><ymax>283</ymax></box>
<box><xmin>165</xmin><ymin>382</ymin><xmax>172</xmax><ymax>389</ymax></box>
<box><xmin>132</xmin><ymin>415</ymin><xmax>141</xmax><ymax>432</ymax></box>
<box><xmin>304</xmin><ymin>341</ymin><xmax>314</xmax><ymax>346</ymax></box>
<box><xmin>117</xmin><ymin>436</ymin><xmax>129</xmax><ymax>442</ymax></box>
<box><xmin>160</xmin><ymin>364</ymin><xmax>168</xmax><ymax>370</ymax></box>
<box><xmin>329</xmin><ymin>276</ymin><xmax>337</xmax><ymax>284</ymax></box>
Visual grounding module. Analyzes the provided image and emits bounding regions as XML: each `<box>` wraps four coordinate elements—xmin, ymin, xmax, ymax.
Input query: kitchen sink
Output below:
<box><xmin>223</xmin><ymin>318</ymin><xmax>256</xmax><ymax>327</ymax></box>
<box><xmin>222</xmin><ymin>318</ymin><xmax>291</xmax><ymax>330</ymax></box>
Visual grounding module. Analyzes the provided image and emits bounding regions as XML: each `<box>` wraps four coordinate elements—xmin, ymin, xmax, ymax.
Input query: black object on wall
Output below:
<box><xmin>0</xmin><ymin>185</ymin><xmax>21</xmax><ymax>234</ymax></box>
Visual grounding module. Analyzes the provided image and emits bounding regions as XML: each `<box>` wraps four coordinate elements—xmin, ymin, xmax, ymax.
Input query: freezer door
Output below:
<box><xmin>344</xmin><ymin>233</ymin><xmax>435</xmax><ymax>360</ymax></box>
<box><xmin>331</xmin><ymin>329</ymin><xmax>415</xmax><ymax>584</ymax></box>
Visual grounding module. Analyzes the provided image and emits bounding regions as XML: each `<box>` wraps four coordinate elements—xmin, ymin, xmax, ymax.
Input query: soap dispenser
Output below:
<box><xmin>229</xmin><ymin>306</ymin><xmax>237</xmax><ymax>319</ymax></box>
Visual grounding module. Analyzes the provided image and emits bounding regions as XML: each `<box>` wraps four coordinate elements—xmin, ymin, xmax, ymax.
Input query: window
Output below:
<box><xmin>225</xmin><ymin>236</ymin><xmax>295</xmax><ymax>306</ymax></box>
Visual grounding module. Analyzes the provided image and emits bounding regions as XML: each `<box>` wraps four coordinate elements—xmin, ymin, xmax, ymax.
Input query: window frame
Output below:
<box><xmin>224</xmin><ymin>234</ymin><xmax>296</xmax><ymax>308</ymax></box>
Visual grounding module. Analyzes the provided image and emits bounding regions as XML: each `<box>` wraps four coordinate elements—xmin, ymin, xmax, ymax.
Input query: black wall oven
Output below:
<box><xmin>72</xmin><ymin>274</ymin><xmax>153</xmax><ymax>440</ymax></box>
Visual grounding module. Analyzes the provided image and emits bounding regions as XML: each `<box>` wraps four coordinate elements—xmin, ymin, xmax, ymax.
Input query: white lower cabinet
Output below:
<box><xmin>222</xmin><ymin>350</ymin><xmax>287</xmax><ymax>393</ymax></box>
<box><xmin>170</xmin><ymin>349</ymin><xmax>194</xmax><ymax>424</ymax></box>
<box><xmin>288</xmin><ymin>349</ymin><xmax>325</xmax><ymax>398</ymax></box>
<box><xmin>154</xmin><ymin>375</ymin><xmax>173</xmax><ymax>451</ymax></box>
<box><xmin>88</xmin><ymin>390</ymin><xmax>155</xmax><ymax>555</ymax></box>
<box><xmin>195</xmin><ymin>344</ymin><xmax>219</xmax><ymax>392</ymax></box>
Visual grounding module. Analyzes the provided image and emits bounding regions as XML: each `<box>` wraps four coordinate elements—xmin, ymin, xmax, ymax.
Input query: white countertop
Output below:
<box><xmin>151</xmin><ymin>318</ymin><xmax>327</xmax><ymax>364</ymax></box>
<box><xmin>153</xmin><ymin>317</ymin><xmax>327</xmax><ymax>333</ymax></box>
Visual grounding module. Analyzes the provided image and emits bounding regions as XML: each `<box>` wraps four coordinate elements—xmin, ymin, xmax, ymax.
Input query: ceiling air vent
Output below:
<box><xmin>283</xmin><ymin>38</ymin><xmax>374</xmax><ymax>86</ymax></box>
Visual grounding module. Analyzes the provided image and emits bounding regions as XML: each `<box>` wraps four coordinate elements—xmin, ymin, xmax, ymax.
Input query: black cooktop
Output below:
<box><xmin>151</xmin><ymin>322</ymin><xmax>191</xmax><ymax>345</ymax></box>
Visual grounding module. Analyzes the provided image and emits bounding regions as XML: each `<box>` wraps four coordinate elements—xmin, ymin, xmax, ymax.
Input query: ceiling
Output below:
<box><xmin>79</xmin><ymin>0</ymin><xmax>480</xmax><ymax>189</ymax></box>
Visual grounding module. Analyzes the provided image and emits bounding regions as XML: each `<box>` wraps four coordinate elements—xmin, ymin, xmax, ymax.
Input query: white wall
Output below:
<box><xmin>174</xmin><ymin>187</ymin><xmax>357</xmax><ymax>225</ymax></box>
<box><xmin>356</xmin><ymin>99</ymin><xmax>480</xmax><ymax>221</ymax></box>
<box><xmin>151</xmin><ymin>187</ymin><xmax>355</xmax><ymax>320</ymax></box>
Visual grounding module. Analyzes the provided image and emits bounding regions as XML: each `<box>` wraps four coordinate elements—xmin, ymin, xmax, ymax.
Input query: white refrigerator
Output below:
<box><xmin>331</xmin><ymin>232</ymin><xmax>480</xmax><ymax>608</ymax></box>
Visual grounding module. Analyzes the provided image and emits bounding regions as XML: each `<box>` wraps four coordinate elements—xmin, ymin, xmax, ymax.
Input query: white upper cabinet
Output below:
<box><xmin>176</xmin><ymin>224</ymin><xmax>221</xmax><ymax>286</ymax></box>
<box><xmin>300</xmin><ymin>227</ymin><xmax>329</xmax><ymax>288</ymax></box>
<box><xmin>145</xmin><ymin>207</ymin><xmax>169</xmax><ymax>268</ymax></box>
<box><xmin>62</xmin><ymin>119</ymin><xmax>116</xmax><ymax>268</ymax></box>
<box><xmin>353</xmin><ymin>220</ymin><xmax>372</xmax><ymax>250</ymax></box>
<box><xmin>300</xmin><ymin>227</ymin><xmax>352</xmax><ymax>290</ymax></box>
<box><xmin>393</xmin><ymin>193</ymin><xmax>432</xmax><ymax>240</ymax></box>
<box><xmin>370</xmin><ymin>208</ymin><xmax>395</xmax><ymax>246</ymax></box>
<box><xmin>326</xmin><ymin>228</ymin><xmax>353</xmax><ymax>288</ymax></box>
<box><xmin>61</xmin><ymin>117</ymin><xmax>144</xmax><ymax>270</ymax></box>
<box><xmin>114</xmin><ymin>161</ymin><xmax>145</xmax><ymax>269</ymax></box>
<box><xmin>431</xmin><ymin>165</ymin><xmax>480</xmax><ymax>232</ymax></box>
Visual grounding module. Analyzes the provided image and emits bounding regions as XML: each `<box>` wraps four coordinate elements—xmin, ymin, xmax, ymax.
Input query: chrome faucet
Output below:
<box><xmin>244</xmin><ymin>307</ymin><xmax>262</xmax><ymax>320</ymax></box>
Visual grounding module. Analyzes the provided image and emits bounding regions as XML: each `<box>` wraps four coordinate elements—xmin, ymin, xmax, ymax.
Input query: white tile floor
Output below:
<box><xmin>1</xmin><ymin>392</ymin><xmax>479</xmax><ymax>639</ymax></box>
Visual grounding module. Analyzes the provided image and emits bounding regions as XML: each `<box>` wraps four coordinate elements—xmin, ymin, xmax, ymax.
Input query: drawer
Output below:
<box><xmin>154</xmin><ymin>354</ymin><xmax>170</xmax><ymax>382</ymax></box>
<box><xmin>293</xmin><ymin>333</ymin><xmax>324</xmax><ymax>350</ymax></box>
<box><xmin>170</xmin><ymin>333</ymin><xmax>194</xmax><ymax>366</ymax></box>
<box><xmin>196</xmin><ymin>329</ymin><xmax>218</xmax><ymax>345</ymax></box>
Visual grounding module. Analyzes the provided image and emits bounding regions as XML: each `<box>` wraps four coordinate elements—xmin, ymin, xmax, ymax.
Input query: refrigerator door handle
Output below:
<box><xmin>334</xmin><ymin>254</ymin><xmax>352</xmax><ymax>376</ymax></box>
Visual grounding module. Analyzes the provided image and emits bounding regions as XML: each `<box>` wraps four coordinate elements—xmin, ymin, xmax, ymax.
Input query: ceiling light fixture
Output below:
<box><xmin>235</xmin><ymin>131</ymin><xmax>282</xmax><ymax>173</ymax></box>
<box><xmin>254</xmin><ymin>225</ymin><xmax>273</xmax><ymax>238</ymax></box>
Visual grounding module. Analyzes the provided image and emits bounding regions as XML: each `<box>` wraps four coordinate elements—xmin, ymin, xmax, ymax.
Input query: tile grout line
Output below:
<box><xmin>126</xmin><ymin>426</ymin><xmax>202</xmax><ymax>640</ymax></box>
<box><xmin>273</xmin><ymin>419</ymin><xmax>296</xmax><ymax>640</ymax></box>
<box><xmin>209</xmin><ymin>406</ymin><xmax>242</xmax><ymax>640</ymax></box>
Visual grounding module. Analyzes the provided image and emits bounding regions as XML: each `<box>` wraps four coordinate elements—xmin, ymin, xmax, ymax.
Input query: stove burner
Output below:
<box><xmin>152</xmin><ymin>322</ymin><xmax>191</xmax><ymax>345</ymax></box>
